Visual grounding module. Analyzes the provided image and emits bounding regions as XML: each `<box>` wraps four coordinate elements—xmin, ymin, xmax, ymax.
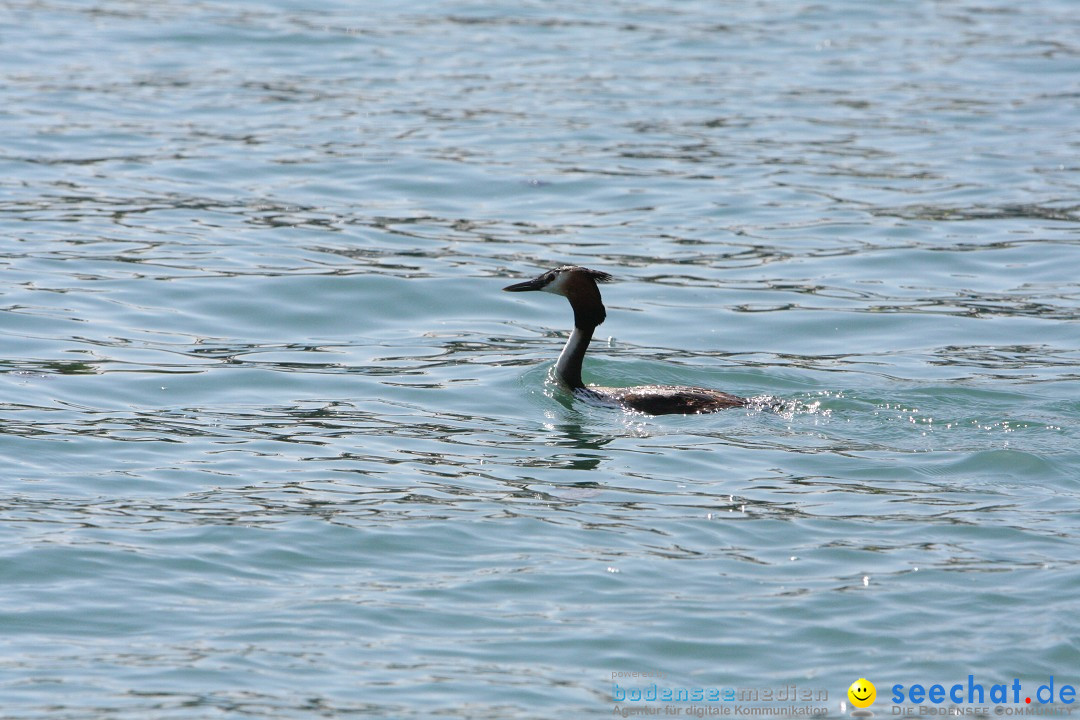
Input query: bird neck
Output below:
<box><xmin>555</xmin><ymin>324</ymin><xmax>596</xmax><ymax>389</ymax></box>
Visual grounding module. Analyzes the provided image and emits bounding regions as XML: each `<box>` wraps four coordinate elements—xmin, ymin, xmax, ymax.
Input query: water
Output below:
<box><xmin>2</xmin><ymin>0</ymin><xmax>1079</xmax><ymax>717</ymax></box>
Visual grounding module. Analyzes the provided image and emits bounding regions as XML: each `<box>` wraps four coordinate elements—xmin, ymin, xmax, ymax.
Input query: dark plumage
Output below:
<box><xmin>504</xmin><ymin>266</ymin><xmax>746</xmax><ymax>415</ymax></box>
<box><xmin>588</xmin><ymin>385</ymin><xmax>745</xmax><ymax>415</ymax></box>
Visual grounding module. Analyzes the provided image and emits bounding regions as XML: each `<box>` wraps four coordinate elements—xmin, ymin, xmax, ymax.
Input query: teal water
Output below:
<box><xmin>2</xmin><ymin>1</ymin><xmax>1080</xmax><ymax>717</ymax></box>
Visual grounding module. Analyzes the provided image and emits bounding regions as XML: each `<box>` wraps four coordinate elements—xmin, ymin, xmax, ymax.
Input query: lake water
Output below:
<box><xmin>2</xmin><ymin>1</ymin><xmax>1079</xmax><ymax>717</ymax></box>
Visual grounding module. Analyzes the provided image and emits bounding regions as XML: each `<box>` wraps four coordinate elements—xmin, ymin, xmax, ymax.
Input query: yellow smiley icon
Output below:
<box><xmin>848</xmin><ymin>678</ymin><xmax>876</xmax><ymax>708</ymax></box>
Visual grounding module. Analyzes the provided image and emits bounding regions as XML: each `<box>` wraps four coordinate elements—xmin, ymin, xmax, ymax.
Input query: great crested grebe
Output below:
<box><xmin>504</xmin><ymin>265</ymin><xmax>746</xmax><ymax>415</ymax></box>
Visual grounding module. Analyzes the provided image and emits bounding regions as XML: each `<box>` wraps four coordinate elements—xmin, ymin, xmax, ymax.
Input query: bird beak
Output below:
<box><xmin>503</xmin><ymin>277</ymin><xmax>545</xmax><ymax>292</ymax></box>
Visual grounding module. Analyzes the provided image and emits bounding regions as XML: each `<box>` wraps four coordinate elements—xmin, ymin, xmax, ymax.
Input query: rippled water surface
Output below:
<box><xmin>2</xmin><ymin>0</ymin><xmax>1080</xmax><ymax>717</ymax></box>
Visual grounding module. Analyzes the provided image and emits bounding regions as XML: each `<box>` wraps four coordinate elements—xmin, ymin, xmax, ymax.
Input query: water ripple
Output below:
<box><xmin>3</xmin><ymin>0</ymin><xmax>1080</xmax><ymax>716</ymax></box>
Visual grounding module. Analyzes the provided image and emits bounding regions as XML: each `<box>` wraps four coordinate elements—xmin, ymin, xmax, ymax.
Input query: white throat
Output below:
<box><xmin>554</xmin><ymin>326</ymin><xmax>591</xmax><ymax>388</ymax></box>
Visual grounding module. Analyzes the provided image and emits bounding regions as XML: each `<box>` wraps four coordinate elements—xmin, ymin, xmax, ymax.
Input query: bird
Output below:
<box><xmin>503</xmin><ymin>265</ymin><xmax>746</xmax><ymax>415</ymax></box>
